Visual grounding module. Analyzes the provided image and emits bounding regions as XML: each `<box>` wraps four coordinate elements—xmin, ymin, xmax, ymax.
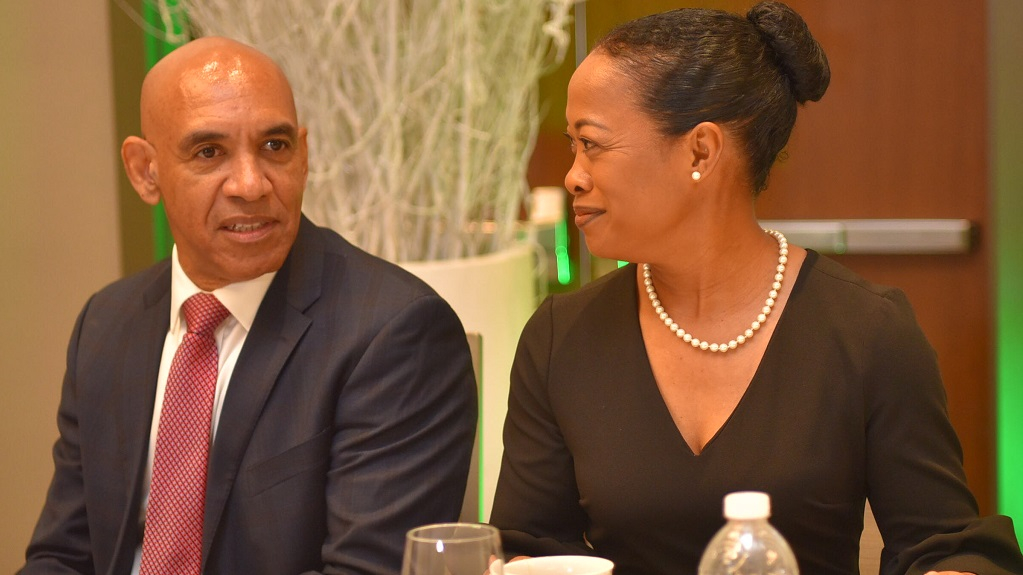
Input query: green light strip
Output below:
<box><xmin>995</xmin><ymin>119</ymin><xmax>1023</xmax><ymax>531</ymax></box>
<box><xmin>992</xmin><ymin>0</ymin><xmax>1023</xmax><ymax>535</ymax></box>
<box><xmin>998</xmin><ymin>305</ymin><xmax>1023</xmax><ymax>523</ymax></box>
<box><xmin>554</xmin><ymin>219</ymin><xmax>573</xmax><ymax>285</ymax></box>
<box><xmin>143</xmin><ymin>0</ymin><xmax>188</xmax><ymax>261</ymax></box>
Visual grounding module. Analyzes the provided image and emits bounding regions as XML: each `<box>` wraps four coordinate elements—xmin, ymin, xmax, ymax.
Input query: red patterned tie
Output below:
<box><xmin>139</xmin><ymin>293</ymin><xmax>230</xmax><ymax>575</ymax></box>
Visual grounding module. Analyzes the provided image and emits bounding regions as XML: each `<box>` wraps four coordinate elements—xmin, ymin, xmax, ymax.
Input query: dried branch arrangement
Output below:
<box><xmin>171</xmin><ymin>0</ymin><xmax>574</xmax><ymax>261</ymax></box>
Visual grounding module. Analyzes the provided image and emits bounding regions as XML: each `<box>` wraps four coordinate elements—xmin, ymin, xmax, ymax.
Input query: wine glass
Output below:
<box><xmin>402</xmin><ymin>522</ymin><xmax>504</xmax><ymax>575</ymax></box>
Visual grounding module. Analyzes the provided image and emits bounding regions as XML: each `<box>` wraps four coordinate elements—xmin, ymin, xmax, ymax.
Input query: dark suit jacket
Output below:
<box><xmin>21</xmin><ymin>216</ymin><xmax>478</xmax><ymax>575</ymax></box>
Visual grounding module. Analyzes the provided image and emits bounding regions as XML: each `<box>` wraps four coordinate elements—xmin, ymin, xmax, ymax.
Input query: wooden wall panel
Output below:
<box><xmin>759</xmin><ymin>0</ymin><xmax>994</xmax><ymax>513</ymax></box>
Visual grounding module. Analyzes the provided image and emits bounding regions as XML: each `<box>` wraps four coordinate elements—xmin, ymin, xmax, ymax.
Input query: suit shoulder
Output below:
<box><xmin>85</xmin><ymin>259</ymin><xmax>171</xmax><ymax>310</ymax></box>
<box><xmin>308</xmin><ymin>223</ymin><xmax>446</xmax><ymax>303</ymax></box>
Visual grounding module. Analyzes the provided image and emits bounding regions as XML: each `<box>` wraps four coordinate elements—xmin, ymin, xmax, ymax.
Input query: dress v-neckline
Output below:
<box><xmin>645</xmin><ymin>350</ymin><xmax>765</xmax><ymax>457</ymax></box>
<box><xmin>630</xmin><ymin>251</ymin><xmax>816</xmax><ymax>456</ymax></box>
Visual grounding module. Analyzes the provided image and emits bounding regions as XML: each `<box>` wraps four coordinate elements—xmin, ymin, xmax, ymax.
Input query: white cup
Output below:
<box><xmin>502</xmin><ymin>555</ymin><xmax>614</xmax><ymax>575</ymax></box>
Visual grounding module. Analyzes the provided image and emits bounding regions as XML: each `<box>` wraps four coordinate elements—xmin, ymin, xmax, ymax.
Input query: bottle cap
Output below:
<box><xmin>723</xmin><ymin>491</ymin><xmax>771</xmax><ymax>520</ymax></box>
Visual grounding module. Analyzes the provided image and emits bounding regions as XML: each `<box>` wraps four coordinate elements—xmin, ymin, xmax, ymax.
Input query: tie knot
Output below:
<box><xmin>181</xmin><ymin>293</ymin><xmax>230</xmax><ymax>336</ymax></box>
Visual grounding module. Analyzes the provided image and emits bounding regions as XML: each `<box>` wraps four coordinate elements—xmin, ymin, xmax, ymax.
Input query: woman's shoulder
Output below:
<box><xmin>801</xmin><ymin>252</ymin><xmax>914</xmax><ymax>313</ymax></box>
<box><xmin>523</xmin><ymin>264</ymin><xmax>637</xmax><ymax>343</ymax></box>
<box><xmin>794</xmin><ymin>251</ymin><xmax>925</xmax><ymax>344</ymax></box>
<box><xmin>547</xmin><ymin>263</ymin><xmax>636</xmax><ymax>313</ymax></box>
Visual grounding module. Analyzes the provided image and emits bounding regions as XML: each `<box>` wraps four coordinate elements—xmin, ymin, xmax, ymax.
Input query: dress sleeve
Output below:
<box><xmin>863</xmin><ymin>289</ymin><xmax>1023</xmax><ymax>575</ymax></box>
<box><xmin>490</xmin><ymin>296</ymin><xmax>592</xmax><ymax>558</ymax></box>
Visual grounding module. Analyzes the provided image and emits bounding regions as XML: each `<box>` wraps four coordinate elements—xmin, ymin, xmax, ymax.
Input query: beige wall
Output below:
<box><xmin>0</xmin><ymin>1</ymin><xmax>122</xmax><ymax>571</ymax></box>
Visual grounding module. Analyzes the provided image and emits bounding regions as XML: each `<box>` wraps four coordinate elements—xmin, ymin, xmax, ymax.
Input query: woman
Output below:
<box><xmin>489</xmin><ymin>2</ymin><xmax>1023</xmax><ymax>575</ymax></box>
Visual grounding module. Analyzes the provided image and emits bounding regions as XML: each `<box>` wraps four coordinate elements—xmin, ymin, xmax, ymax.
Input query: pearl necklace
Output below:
<box><xmin>642</xmin><ymin>230</ymin><xmax>788</xmax><ymax>353</ymax></box>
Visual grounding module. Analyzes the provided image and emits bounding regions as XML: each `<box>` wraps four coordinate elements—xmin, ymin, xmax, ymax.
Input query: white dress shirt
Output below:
<box><xmin>131</xmin><ymin>246</ymin><xmax>276</xmax><ymax>574</ymax></box>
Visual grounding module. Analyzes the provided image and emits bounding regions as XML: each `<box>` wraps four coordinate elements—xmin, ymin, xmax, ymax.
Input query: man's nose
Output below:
<box><xmin>223</xmin><ymin>154</ymin><xmax>271</xmax><ymax>199</ymax></box>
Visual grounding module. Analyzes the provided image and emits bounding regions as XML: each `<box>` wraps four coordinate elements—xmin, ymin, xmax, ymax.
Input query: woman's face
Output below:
<box><xmin>564</xmin><ymin>52</ymin><xmax>692</xmax><ymax>263</ymax></box>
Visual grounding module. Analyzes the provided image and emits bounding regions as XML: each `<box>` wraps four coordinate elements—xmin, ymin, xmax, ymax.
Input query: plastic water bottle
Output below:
<box><xmin>697</xmin><ymin>491</ymin><xmax>799</xmax><ymax>575</ymax></box>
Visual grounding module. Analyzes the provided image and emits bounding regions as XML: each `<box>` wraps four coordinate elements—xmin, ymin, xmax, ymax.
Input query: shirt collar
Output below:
<box><xmin>169</xmin><ymin>245</ymin><xmax>277</xmax><ymax>334</ymax></box>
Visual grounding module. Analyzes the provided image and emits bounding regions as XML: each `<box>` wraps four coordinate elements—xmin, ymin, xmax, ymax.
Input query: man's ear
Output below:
<box><xmin>121</xmin><ymin>136</ymin><xmax>161</xmax><ymax>205</ymax></box>
<box><xmin>687</xmin><ymin>122</ymin><xmax>725</xmax><ymax>182</ymax></box>
<box><xmin>298</xmin><ymin>126</ymin><xmax>309</xmax><ymax>177</ymax></box>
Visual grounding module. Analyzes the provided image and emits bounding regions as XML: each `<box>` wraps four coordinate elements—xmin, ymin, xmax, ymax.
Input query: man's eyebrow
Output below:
<box><xmin>263</xmin><ymin>123</ymin><xmax>298</xmax><ymax>140</ymax></box>
<box><xmin>176</xmin><ymin>124</ymin><xmax>298</xmax><ymax>152</ymax></box>
<box><xmin>178</xmin><ymin>130</ymin><xmax>228</xmax><ymax>153</ymax></box>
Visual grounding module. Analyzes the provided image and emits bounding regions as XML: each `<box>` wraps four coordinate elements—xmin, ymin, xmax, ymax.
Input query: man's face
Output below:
<box><xmin>144</xmin><ymin>51</ymin><xmax>307</xmax><ymax>290</ymax></box>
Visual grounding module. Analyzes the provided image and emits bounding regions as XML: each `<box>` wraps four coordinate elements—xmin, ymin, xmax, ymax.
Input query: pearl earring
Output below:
<box><xmin>691</xmin><ymin>171</ymin><xmax>702</xmax><ymax>181</ymax></box>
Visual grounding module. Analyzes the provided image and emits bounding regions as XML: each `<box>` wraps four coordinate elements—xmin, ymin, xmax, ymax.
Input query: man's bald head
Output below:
<box><xmin>140</xmin><ymin>37</ymin><xmax>298</xmax><ymax>138</ymax></box>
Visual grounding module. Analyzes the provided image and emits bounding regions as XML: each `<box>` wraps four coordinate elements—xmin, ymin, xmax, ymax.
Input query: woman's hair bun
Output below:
<box><xmin>747</xmin><ymin>1</ymin><xmax>830</xmax><ymax>103</ymax></box>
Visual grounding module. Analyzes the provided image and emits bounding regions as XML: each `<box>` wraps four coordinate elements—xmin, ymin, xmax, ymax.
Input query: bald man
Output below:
<box><xmin>20</xmin><ymin>37</ymin><xmax>477</xmax><ymax>575</ymax></box>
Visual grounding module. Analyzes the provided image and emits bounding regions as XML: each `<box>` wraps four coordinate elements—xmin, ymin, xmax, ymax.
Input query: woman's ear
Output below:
<box><xmin>687</xmin><ymin>122</ymin><xmax>725</xmax><ymax>183</ymax></box>
<box><xmin>121</xmin><ymin>136</ymin><xmax>161</xmax><ymax>205</ymax></box>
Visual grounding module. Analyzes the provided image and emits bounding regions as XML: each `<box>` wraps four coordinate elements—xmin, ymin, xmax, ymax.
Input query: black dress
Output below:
<box><xmin>490</xmin><ymin>251</ymin><xmax>1023</xmax><ymax>575</ymax></box>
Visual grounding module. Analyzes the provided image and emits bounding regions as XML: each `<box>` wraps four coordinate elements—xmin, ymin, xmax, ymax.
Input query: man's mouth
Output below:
<box><xmin>225</xmin><ymin>221</ymin><xmax>268</xmax><ymax>233</ymax></box>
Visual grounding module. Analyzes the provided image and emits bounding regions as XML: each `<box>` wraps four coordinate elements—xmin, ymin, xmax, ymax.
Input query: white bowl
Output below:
<box><xmin>502</xmin><ymin>555</ymin><xmax>614</xmax><ymax>575</ymax></box>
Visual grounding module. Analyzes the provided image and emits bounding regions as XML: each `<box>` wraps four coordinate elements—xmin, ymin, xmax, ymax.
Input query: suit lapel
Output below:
<box><xmin>110</xmin><ymin>264</ymin><xmax>172</xmax><ymax>574</ymax></box>
<box><xmin>201</xmin><ymin>218</ymin><xmax>325</xmax><ymax>561</ymax></box>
